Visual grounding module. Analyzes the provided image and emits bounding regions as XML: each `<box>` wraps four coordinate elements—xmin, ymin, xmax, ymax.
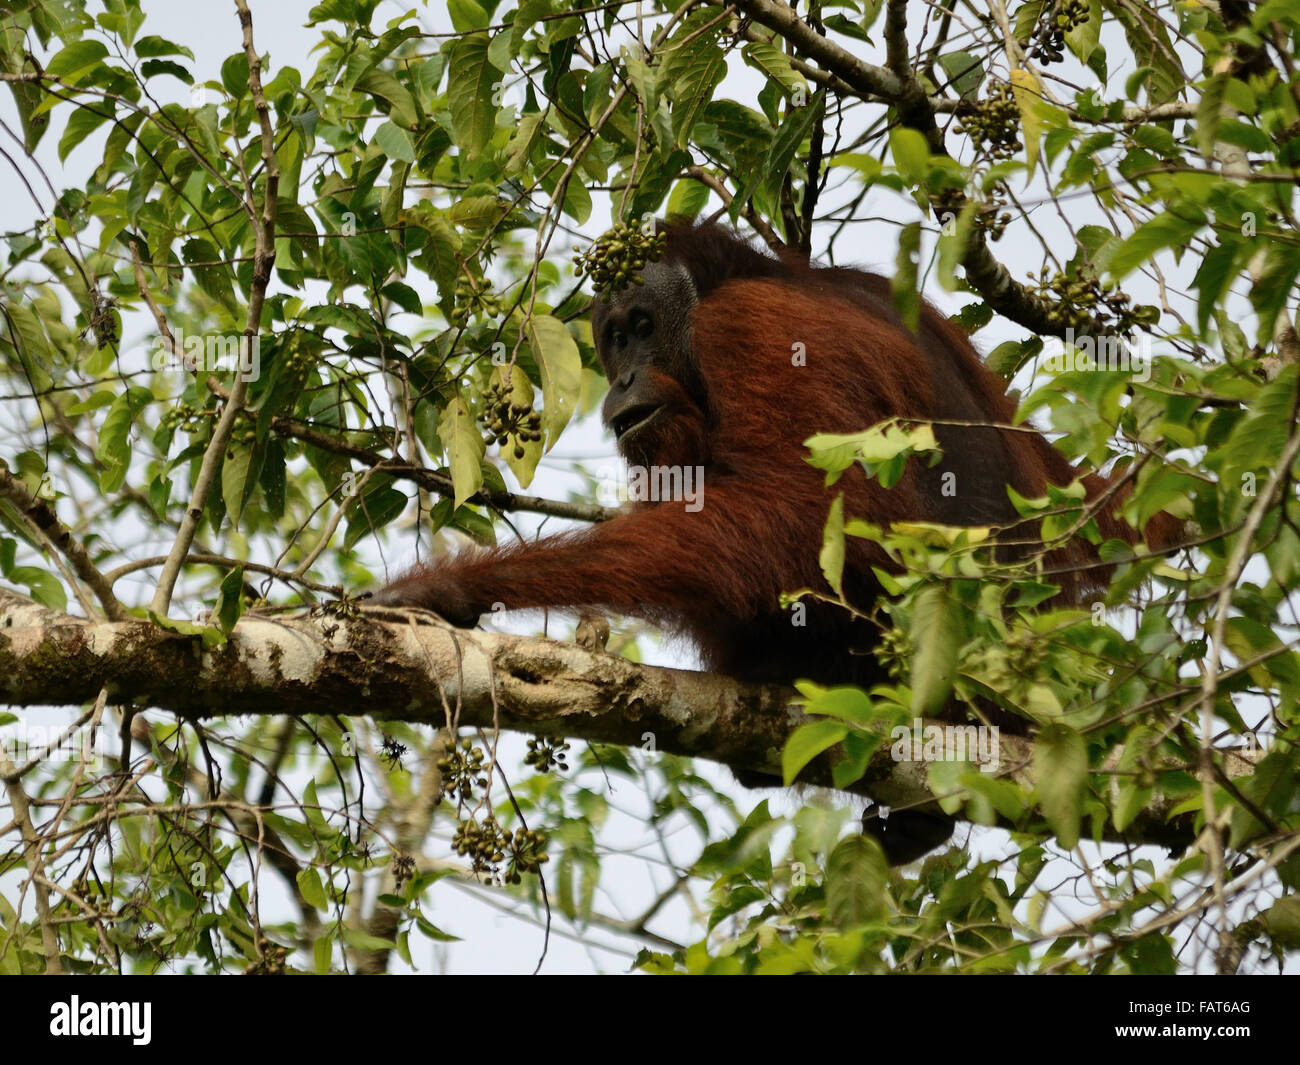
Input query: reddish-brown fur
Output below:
<box><xmin>373</xmin><ymin>223</ymin><xmax>1174</xmax><ymax>690</ymax></box>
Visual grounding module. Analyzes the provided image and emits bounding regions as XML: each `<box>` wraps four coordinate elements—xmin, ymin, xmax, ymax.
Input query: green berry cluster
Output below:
<box><xmin>160</xmin><ymin>403</ymin><xmax>218</xmax><ymax>435</ymax></box>
<box><xmin>283</xmin><ymin>344</ymin><xmax>315</xmax><ymax>377</ymax></box>
<box><xmin>1029</xmin><ymin>0</ymin><xmax>1091</xmax><ymax>65</ymax></box>
<box><xmin>573</xmin><ymin>223</ymin><xmax>667</xmax><ymax>298</ymax></box>
<box><xmin>975</xmin><ymin>184</ymin><xmax>1013</xmax><ymax>241</ymax></box>
<box><xmin>1030</xmin><ymin>264</ymin><xmax>1148</xmax><ymax>333</ymax></box>
<box><xmin>453</xmin><ymin>816</ymin><xmax>511</xmax><ymax>875</ymax></box>
<box><xmin>503</xmin><ymin>826</ymin><xmax>548</xmax><ymax>885</ymax></box>
<box><xmin>438</xmin><ymin>737</ymin><xmax>488</xmax><ymax>803</ymax></box>
<box><xmin>956</xmin><ymin>83</ymin><xmax>1023</xmax><ymax>161</ymax></box>
<box><xmin>450</xmin><ymin>275</ymin><xmax>504</xmax><ymax>326</ymax></box>
<box><xmin>933</xmin><ymin>185</ymin><xmax>1013</xmax><ymax>242</ymax></box>
<box><xmin>244</xmin><ymin>937</ymin><xmax>288</xmax><ymax>975</ymax></box>
<box><xmin>875</xmin><ymin>623</ymin><xmax>909</xmax><ymax>681</ymax></box>
<box><xmin>452</xmin><ymin>816</ymin><xmax>549</xmax><ymax>884</ymax></box>
<box><xmin>1007</xmin><ymin>627</ymin><xmax>1048</xmax><ymax>671</ymax></box>
<box><xmin>482</xmin><ymin>378</ymin><xmax>542</xmax><ymax>459</ymax></box>
<box><xmin>524</xmin><ymin>736</ymin><xmax>570</xmax><ymax>774</ymax></box>
<box><xmin>89</xmin><ymin>295</ymin><xmax>118</xmax><ymax>350</ymax></box>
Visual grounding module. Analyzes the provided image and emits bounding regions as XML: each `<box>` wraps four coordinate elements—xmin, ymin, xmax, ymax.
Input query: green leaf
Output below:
<box><xmin>828</xmin><ymin>153</ymin><xmax>882</xmax><ymax>181</ymax></box>
<box><xmin>147</xmin><ymin>611</ymin><xmax>226</xmax><ymax>648</ymax></box>
<box><xmin>2</xmin><ymin>303</ymin><xmax>54</xmax><ymax>392</ymax></box>
<box><xmin>96</xmin><ymin>386</ymin><xmax>151</xmax><ymax>493</ymax></box>
<box><xmin>221</xmin><ymin>438</ymin><xmax>256</xmax><ymax>528</ymax></box>
<box><xmin>380</xmin><ymin>282</ymin><xmax>422</xmax><ymax>316</ymax></box>
<box><xmin>214</xmin><ymin>567</ymin><xmax>244</xmax><ymax>635</ymax></box>
<box><xmin>950</xmin><ymin>301</ymin><xmax>993</xmax><ymax>333</ymax></box>
<box><xmin>1195</xmin><ymin>72</ymin><xmax>1227</xmax><ymax>159</ymax></box>
<box><xmin>892</xmin><ymin>221</ymin><xmax>921</xmax><ymax>332</ymax></box>
<box><xmin>1103</xmin><ymin>0</ymin><xmax>1185</xmax><ymax>105</ymax></box>
<box><xmin>504</xmin><ymin>111</ymin><xmax>544</xmax><ymax>175</ymax></box>
<box><xmin>1193</xmin><ymin>240</ymin><xmax>1241</xmax><ymax>333</ymax></box>
<box><xmin>910</xmin><ymin>584</ymin><xmax>961</xmax><ymax>715</ymax></box>
<box><xmin>1260</xmin><ymin>896</ymin><xmax>1300</xmax><ymax>950</ymax></box>
<box><xmin>986</xmin><ymin>337</ymin><xmax>1041</xmax><ymax>379</ymax></box>
<box><xmin>805</xmin><ymin>421</ymin><xmax>940</xmax><ymax>482</ymax></box>
<box><xmin>1009</xmin><ymin>68</ymin><xmax>1046</xmax><ymax>177</ymax></box>
<box><xmin>965</xmin><ymin>773</ymin><xmax>1026</xmax><ymax>821</ymax></box>
<box><xmin>1012</xmin><ymin>0</ymin><xmax>1046</xmax><ymax>42</ymax></box>
<box><xmin>666</xmin><ymin>177</ymin><xmax>710</xmax><ymax>219</ymax></box>
<box><xmin>341</xmin><ymin>927</ymin><xmax>396</xmax><ymax>951</ymax></box>
<box><xmin>3</xmin><ymin>49</ymin><xmax>51</xmax><ymax>151</ymax></box>
<box><xmin>561</xmin><ymin>175</ymin><xmax>591</xmax><ymax>224</ymax></box>
<box><xmin>259</xmin><ymin>438</ymin><xmax>286</xmax><ymax>520</ymax></box>
<box><xmin>742</xmin><ymin>41</ymin><xmax>804</xmax><ymax>96</ymax></box>
<box><xmin>445</xmin><ymin>34</ymin><xmax>501</xmax><ymax>155</ymax></box>
<box><xmin>437</xmin><ymin>397</ymin><xmax>485</xmax><ymax>509</ymax></box>
<box><xmin>1108</xmin><ymin>209</ymin><xmax>1205</xmax><ymax>279</ymax></box>
<box><xmin>448</xmin><ymin>194</ymin><xmax>505</xmax><ymax>229</ymax></box>
<box><xmin>1113</xmin><ymin>727</ymin><xmax>1156</xmax><ymax>832</ymax></box>
<box><xmin>8</xmin><ymin>566</ymin><xmax>66</xmax><ymax>610</ymax></box>
<box><xmin>447</xmin><ymin>0</ymin><xmax>489</xmax><ymax>31</ymax></box>
<box><xmin>1064</xmin><ymin>0</ymin><xmax>1103</xmax><ymax>64</ymax></box>
<box><xmin>135</xmin><ymin>35</ymin><xmax>195</xmax><ymax>60</ymax></box>
<box><xmin>525</xmin><ymin>314</ymin><xmax>581</xmax><ymax>450</ymax></box>
<box><xmin>355</xmin><ymin>67</ymin><xmax>419</xmax><ymax>129</ymax></box>
<box><xmin>297</xmin><ymin>868</ymin><xmax>329</xmax><ymax>911</ymax></box>
<box><xmin>667</xmin><ymin>32</ymin><xmax>726</xmax><ymax>148</ymax></box>
<box><xmin>825</xmin><ymin>835</ymin><xmax>888</xmax><ymax>928</ymax></box>
<box><xmin>344</xmin><ymin>485</ymin><xmax>409</xmax><ymax>551</ymax></box>
<box><xmin>1249</xmin><ymin>244</ymin><xmax>1300</xmax><ymax>345</ymax></box>
<box><xmin>936</xmin><ymin>51</ymin><xmax>983</xmax><ymax>100</ymax></box>
<box><xmin>1035</xmin><ymin>724</ymin><xmax>1087</xmax><ymax>849</ymax></box>
<box><xmin>182</xmin><ymin>238</ymin><xmax>237</xmax><ymax>311</ymax></box>
<box><xmin>799</xmin><ymin>685</ymin><xmax>880</xmax><ymax>724</ymax></box>
<box><xmin>782</xmin><ymin>719</ymin><xmax>848</xmax><ymax>785</ymax></box>
<box><xmin>889</xmin><ymin>127</ymin><xmax>929</xmax><ymax>183</ymax></box>
<box><xmin>58</xmin><ymin>102</ymin><xmax>114</xmax><ymax>163</ymax></box>
<box><xmin>140</xmin><ymin>59</ymin><xmax>192</xmax><ymax>84</ymax></box>
<box><xmin>937</xmin><ymin>200</ymin><xmax>977</xmax><ymax>292</ymax></box>
<box><xmin>220</xmin><ymin>51</ymin><xmax>249</xmax><ymax>98</ymax></box>
<box><xmin>373</xmin><ymin>120</ymin><xmax>416</xmax><ymax>162</ymax></box>
<box><xmin>819</xmin><ymin>493</ymin><xmax>845</xmax><ymax>598</ymax></box>
<box><xmin>45</xmin><ymin>39</ymin><xmax>109</xmax><ymax>83</ymax></box>
<box><xmin>738</xmin><ymin>90</ymin><xmax>824</xmax><ymax>215</ymax></box>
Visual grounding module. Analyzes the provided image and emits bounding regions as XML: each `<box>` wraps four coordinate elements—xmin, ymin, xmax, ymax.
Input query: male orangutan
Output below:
<box><xmin>371</xmin><ymin>221</ymin><xmax>1174</xmax><ymax>861</ymax></box>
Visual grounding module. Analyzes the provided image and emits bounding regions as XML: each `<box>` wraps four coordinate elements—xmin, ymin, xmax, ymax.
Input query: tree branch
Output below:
<box><xmin>149</xmin><ymin>0</ymin><xmax>279</xmax><ymax>615</ymax></box>
<box><xmin>0</xmin><ymin>466</ymin><xmax>126</xmax><ymax>621</ymax></box>
<box><xmin>204</xmin><ymin>378</ymin><xmax>620</xmax><ymax>525</ymax></box>
<box><xmin>730</xmin><ymin>0</ymin><xmax>1112</xmax><ymax>338</ymax></box>
<box><xmin>0</xmin><ymin>589</ymin><xmax>1255</xmax><ymax>856</ymax></box>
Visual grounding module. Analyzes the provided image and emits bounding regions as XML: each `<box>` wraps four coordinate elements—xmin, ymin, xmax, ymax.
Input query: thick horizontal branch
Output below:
<box><xmin>0</xmin><ymin>589</ymin><xmax>1243</xmax><ymax>853</ymax></box>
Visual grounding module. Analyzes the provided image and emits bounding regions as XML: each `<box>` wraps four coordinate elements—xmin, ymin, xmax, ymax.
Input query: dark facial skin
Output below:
<box><xmin>591</xmin><ymin>260</ymin><xmax>710</xmax><ymax>470</ymax></box>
